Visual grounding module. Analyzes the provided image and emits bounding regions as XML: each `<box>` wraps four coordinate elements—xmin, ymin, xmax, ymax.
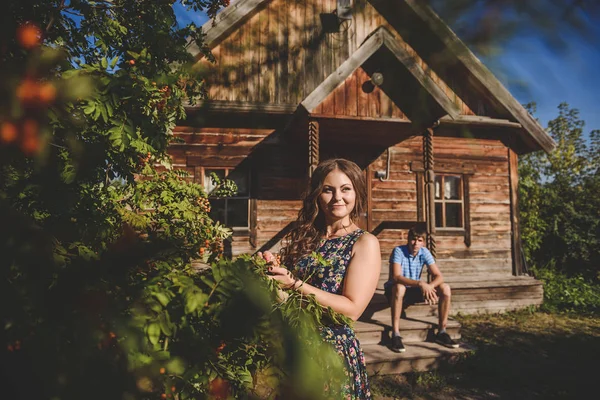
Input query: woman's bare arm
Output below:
<box><xmin>267</xmin><ymin>233</ymin><xmax>381</xmax><ymax>321</ymax></box>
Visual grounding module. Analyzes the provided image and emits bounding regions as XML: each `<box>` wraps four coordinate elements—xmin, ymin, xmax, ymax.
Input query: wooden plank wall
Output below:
<box><xmin>167</xmin><ymin>125</ymin><xmax>308</xmax><ymax>256</ymax></box>
<box><xmin>370</xmin><ymin>135</ymin><xmax>513</xmax><ymax>280</ymax></box>
<box><xmin>201</xmin><ymin>0</ymin><xmax>474</xmax><ymax>116</ymax></box>
<box><xmin>313</xmin><ymin>67</ymin><xmax>408</xmax><ymax>119</ymax></box>
<box><xmin>170</xmin><ymin>126</ymin><xmax>275</xmax><ymax>169</ymax></box>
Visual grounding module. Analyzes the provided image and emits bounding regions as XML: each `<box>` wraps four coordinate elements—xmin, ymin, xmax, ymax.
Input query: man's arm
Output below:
<box><xmin>427</xmin><ymin>263</ymin><xmax>445</xmax><ymax>288</ymax></box>
<box><xmin>391</xmin><ymin>263</ymin><xmax>422</xmax><ymax>287</ymax></box>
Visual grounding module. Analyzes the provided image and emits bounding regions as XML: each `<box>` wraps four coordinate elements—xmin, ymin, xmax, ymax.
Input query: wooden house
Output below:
<box><xmin>169</xmin><ymin>0</ymin><xmax>555</xmax><ymax>324</ymax></box>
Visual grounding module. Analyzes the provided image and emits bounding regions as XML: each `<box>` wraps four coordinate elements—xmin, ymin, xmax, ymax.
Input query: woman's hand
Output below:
<box><xmin>267</xmin><ymin>266</ymin><xmax>298</xmax><ymax>290</ymax></box>
<box><xmin>257</xmin><ymin>250</ymin><xmax>279</xmax><ymax>266</ymax></box>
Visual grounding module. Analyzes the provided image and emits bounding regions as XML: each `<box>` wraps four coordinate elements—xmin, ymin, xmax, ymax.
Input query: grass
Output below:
<box><xmin>370</xmin><ymin>310</ymin><xmax>600</xmax><ymax>399</ymax></box>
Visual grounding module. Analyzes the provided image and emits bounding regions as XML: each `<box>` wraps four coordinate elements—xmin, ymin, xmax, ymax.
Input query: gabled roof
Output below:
<box><xmin>300</xmin><ymin>26</ymin><xmax>461</xmax><ymax>123</ymax></box>
<box><xmin>190</xmin><ymin>0</ymin><xmax>555</xmax><ymax>153</ymax></box>
<box><xmin>401</xmin><ymin>0</ymin><xmax>555</xmax><ymax>152</ymax></box>
<box><xmin>190</xmin><ymin>0</ymin><xmax>270</xmax><ymax>55</ymax></box>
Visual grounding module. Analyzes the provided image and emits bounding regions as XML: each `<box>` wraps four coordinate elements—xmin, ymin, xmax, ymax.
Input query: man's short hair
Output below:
<box><xmin>408</xmin><ymin>226</ymin><xmax>427</xmax><ymax>241</ymax></box>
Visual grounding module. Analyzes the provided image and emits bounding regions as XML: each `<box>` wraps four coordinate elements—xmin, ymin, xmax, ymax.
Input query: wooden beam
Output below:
<box><xmin>308</xmin><ymin>119</ymin><xmax>319</xmax><ymax>177</ymax></box>
<box><xmin>439</xmin><ymin>115</ymin><xmax>522</xmax><ymax>129</ymax></box>
<box><xmin>188</xmin><ymin>0</ymin><xmax>271</xmax><ymax>55</ymax></box>
<box><xmin>508</xmin><ymin>148</ymin><xmax>524</xmax><ymax>276</ymax></box>
<box><xmin>403</xmin><ymin>0</ymin><xmax>556</xmax><ymax>153</ymax></box>
<box><xmin>381</xmin><ymin>32</ymin><xmax>461</xmax><ymax>120</ymax></box>
<box><xmin>301</xmin><ymin>28</ymin><xmax>385</xmax><ymax>112</ymax></box>
<box><xmin>185</xmin><ymin>100</ymin><xmax>297</xmax><ymax>115</ymax></box>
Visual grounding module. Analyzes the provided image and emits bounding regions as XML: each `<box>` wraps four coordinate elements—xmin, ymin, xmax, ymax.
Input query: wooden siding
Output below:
<box><xmin>170</xmin><ymin>126</ymin><xmax>275</xmax><ymax>168</ymax></box>
<box><xmin>254</xmin><ymin>200</ymin><xmax>302</xmax><ymax>253</ymax></box>
<box><xmin>370</xmin><ymin>135</ymin><xmax>513</xmax><ymax>280</ymax></box>
<box><xmin>313</xmin><ymin>67</ymin><xmax>408</xmax><ymax>119</ymax></box>
<box><xmin>200</xmin><ymin>0</ymin><xmax>475</xmax><ymax>116</ymax></box>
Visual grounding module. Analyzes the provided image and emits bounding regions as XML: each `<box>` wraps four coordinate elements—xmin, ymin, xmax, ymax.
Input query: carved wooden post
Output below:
<box><xmin>423</xmin><ymin>127</ymin><xmax>436</xmax><ymax>259</ymax></box>
<box><xmin>308</xmin><ymin>119</ymin><xmax>319</xmax><ymax>177</ymax></box>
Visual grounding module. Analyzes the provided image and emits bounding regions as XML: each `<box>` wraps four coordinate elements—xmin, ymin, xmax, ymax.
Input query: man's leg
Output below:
<box><xmin>436</xmin><ymin>283</ymin><xmax>452</xmax><ymax>331</ymax></box>
<box><xmin>387</xmin><ymin>283</ymin><xmax>407</xmax><ymax>353</ymax></box>
<box><xmin>390</xmin><ymin>283</ymin><xmax>406</xmax><ymax>336</ymax></box>
<box><xmin>435</xmin><ymin>283</ymin><xmax>459</xmax><ymax>348</ymax></box>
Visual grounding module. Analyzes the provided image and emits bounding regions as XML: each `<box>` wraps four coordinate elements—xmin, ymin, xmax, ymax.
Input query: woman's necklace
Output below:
<box><xmin>326</xmin><ymin>222</ymin><xmax>354</xmax><ymax>239</ymax></box>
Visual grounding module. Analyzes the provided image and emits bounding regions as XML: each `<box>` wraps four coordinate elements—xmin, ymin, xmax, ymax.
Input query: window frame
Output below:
<box><xmin>200</xmin><ymin>166</ymin><xmax>250</xmax><ymax>231</ymax></box>
<box><xmin>434</xmin><ymin>173</ymin><xmax>465</xmax><ymax>231</ymax></box>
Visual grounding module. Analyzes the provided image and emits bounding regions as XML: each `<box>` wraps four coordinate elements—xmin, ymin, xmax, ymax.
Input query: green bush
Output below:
<box><xmin>533</xmin><ymin>264</ymin><xmax>600</xmax><ymax>314</ymax></box>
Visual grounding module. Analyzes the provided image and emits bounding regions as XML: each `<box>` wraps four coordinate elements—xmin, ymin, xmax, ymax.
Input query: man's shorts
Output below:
<box><xmin>384</xmin><ymin>281</ymin><xmax>425</xmax><ymax>306</ymax></box>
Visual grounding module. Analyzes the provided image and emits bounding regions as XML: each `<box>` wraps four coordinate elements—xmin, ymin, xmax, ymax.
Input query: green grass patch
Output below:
<box><xmin>370</xmin><ymin>310</ymin><xmax>600</xmax><ymax>399</ymax></box>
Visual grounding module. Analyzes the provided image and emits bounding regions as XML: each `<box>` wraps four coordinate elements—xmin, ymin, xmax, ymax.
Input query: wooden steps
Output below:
<box><xmin>363</xmin><ymin>341</ymin><xmax>473</xmax><ymax>375</ymax></box>
<box><xmin>355</xmin><ymin>316</ymin><xmax>461</xmax><ymax>345</ymax></box>
<box><xmin>358</xmin><ymin>274</ymin><xmax>543</xmax><ymax>374</ymax></box>
<box><xmin>365</xmin><ymin>275</ymin><xmax>544</xmax><ymax>320</ymax></box>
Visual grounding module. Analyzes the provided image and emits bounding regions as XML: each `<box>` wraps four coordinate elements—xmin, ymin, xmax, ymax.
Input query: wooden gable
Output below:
<box><xmin>191</xmin><ymin>0</ymin><xmax>555</xmax><ymax>154</ymax></box>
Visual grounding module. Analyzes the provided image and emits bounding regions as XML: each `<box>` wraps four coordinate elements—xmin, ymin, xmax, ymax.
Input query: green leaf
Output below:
<box><xmin>154</xmin><ymin>291</ymin><xmax>171</xmax><ymax>307</ymax></box>
<box><xmin>166</xmin><ymin>357</ymin><xmax>186</xmax><ymax>375</ymax></box>
<box><xmin>147</xmin><ymin>322</ymin><xmax>161</xmax><ymax>345</ymax></box>
<box><xmin>158</xmin><ymin>311</ymin><xmax>173</xmax><ymax>336</ymax></box>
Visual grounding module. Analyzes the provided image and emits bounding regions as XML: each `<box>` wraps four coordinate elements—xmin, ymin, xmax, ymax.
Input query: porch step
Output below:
<box><xmin>355</xmin><ymin>316</ymin><xmax>461</xmax><ymax>346</ymax></box>
<box><xmin>364</xmin><ymin>341</ymin><xmax>474</xmax><ymax>375</ymax></box>
<box><xmin>364</xmin><ymin>275</ymin><xmax>543</xmax><ymax>319</ymax></box>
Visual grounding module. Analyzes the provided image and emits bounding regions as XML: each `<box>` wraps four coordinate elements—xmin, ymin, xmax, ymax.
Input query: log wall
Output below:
<box><xmin>201</xmin><ymin>0</ymin><xmax>479</xmax><ymax>116</ymax></box>
<box><xmin>370</xmin><ymin>135</ymin><xmax>513</xmax><ymax>280</ymax></box>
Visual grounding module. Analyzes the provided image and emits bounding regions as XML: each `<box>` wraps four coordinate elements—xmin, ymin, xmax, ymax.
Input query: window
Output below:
<box><xmin>434</xmin><ymin>175</ymin><xmax>463</xmax><ymax>229</ymax></box>
<box><xmin>202</xmin><ymin>167</ymin><xmax>250</xmax><ymax>229</ymax></box>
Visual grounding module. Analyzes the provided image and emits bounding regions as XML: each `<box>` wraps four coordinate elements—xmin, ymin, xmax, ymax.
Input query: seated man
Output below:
<box><xmin>384</xmin><ymin>226</ymin><xmax>458</xmax><ymax>352</ymax></box>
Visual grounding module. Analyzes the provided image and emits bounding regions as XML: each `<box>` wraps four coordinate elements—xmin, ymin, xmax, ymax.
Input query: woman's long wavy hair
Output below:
<box><xmin>279</xmin><ymin>158</ymin><xmax>367</xmax><ymax>268</ymax></box>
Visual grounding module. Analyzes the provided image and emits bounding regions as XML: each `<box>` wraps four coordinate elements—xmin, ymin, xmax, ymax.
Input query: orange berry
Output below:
<box><xmin>159</xmin><ymin>367</ymin><xmax>166</xmax><ymax>374</ymax></box>
<box><xmin>161</xmin><ymin>394</ymin><xmax>167</xmax><ymax>399</ymax></box>
<box><xmin>170</xmin><ymin>386</ymin><xmax>176</xmax><ymax>392</ymax></box>
<box><xmin>17</xmin><ymin>23</ymin><xmax>42</xmax><ymax>49</ymax></box>
<box><xmin>209</xmin><ymin>377</ymin><xmax>229</xmax><ymax>399</ymax></box>
<box><xmin>0</xmin><ymin>122</ymin><xmax>18</xmax><ymax>143</ymax></box>
<box><xmin>16</xmin><ymin>79</ymin><xmax>39</xmax><ymax>104</ymax></box>
<box><xmin>129</xmin><ymin>60</ymin><xmax>135</xmax><ymax>65</ymax></box>
<box><xmin>108</xmin><ymin>332</ymin><xmax>117</xmax><ymax>339</ymax></box>
<box><xmin>38</xmin><ymin>82</ymin><xmax>57</xmax><ymax>103</ymax></box>
<box><xmin>21</xmin><ymin>120</ymin><xmax>39</xmax><ymax>155</ymax></box>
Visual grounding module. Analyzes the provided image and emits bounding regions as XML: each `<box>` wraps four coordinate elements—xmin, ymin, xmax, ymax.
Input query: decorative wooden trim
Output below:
<box><xmin>403</xmin><ymin>0</ymin><xmax>556</xmax><ymax>153</ymax></box>
<box><xmin>508</xmin><ymin>148</ymin><xmax>524</xmax><ymax>275</ymax></box>
<box><xmin>463</xmin><ymin>174</ymin><xmax>471</xmax><ymax>247</ymax></box>
<box><xmin>185</xmin><ymin>100</ymin><xmax>297</xmax><ymax>115</ymax></box>
<box><xmin>249</xmin><ymin>198</ymin><xmax>257</xmax><ymax>248</ymax></box>
<box><xmin>301</xmin><ymin>27</ymin><xmax>460</xmax><ymax>120</ymax></box>
<box><xmin>308</xmin><ymin>119</ymin><xmax>319</xmax><ymax>177</ymax></box>
<box><xmin>423</xmin><ymin>127</ymin><xmax>436</xmax><ymax>259</ymax></box>
<box><xmin>416</xmin><ymin>171</ymin><xmax>425</xmax><ymax>222</ymax></box>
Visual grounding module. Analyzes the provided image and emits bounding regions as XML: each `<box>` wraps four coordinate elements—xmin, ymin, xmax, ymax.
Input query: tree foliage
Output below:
<box><xmin>519</xmin><ymin>103</ymin><xmax>600</xmax><ymax>284</ymax></box>
<box><xmin>1</xmin><ymin>1</ymin><xmax>349</xmax><ymax>399</ymax></box>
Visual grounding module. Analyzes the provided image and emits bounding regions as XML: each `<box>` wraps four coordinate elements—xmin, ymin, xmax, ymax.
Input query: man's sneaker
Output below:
<box><xmin>390</xmin><ymin>335</ymin><xmax>406</xmax><ymax>353</ymax></box>
<box><xmin>435</xmin><ymin>332</ymin><xmax>459</xmax><ymax>348</ymax></box>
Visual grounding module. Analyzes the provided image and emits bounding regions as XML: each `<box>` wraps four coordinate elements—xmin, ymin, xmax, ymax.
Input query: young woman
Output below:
<box><xmin>261</xmin><ymin>158</ymin><xmax>381</xmax><ymax>399</ymax></box>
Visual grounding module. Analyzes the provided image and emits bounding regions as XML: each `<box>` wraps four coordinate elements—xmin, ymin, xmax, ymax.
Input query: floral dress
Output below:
<box><xmin>293</xmin><ymin>229</ymin><xmax>372</xmax><ymax>400</ymax></box>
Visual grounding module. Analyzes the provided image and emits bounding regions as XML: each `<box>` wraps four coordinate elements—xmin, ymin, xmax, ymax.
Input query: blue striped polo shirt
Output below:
<box><xmin>388</xmin><ymin>245</ymin><xmax>435</xmax><ymax>284</ymax></box>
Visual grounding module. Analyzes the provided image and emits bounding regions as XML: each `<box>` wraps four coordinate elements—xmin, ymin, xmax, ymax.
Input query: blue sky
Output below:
<box><xmin>488</xmin><ymin>26</ymin><xmax>600</xmax><ymax>134</ymax></box>
<box><xmin>175</xmin><ymin>3</ymin><xmax>600</xmax><ymax>134</ymax></box>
